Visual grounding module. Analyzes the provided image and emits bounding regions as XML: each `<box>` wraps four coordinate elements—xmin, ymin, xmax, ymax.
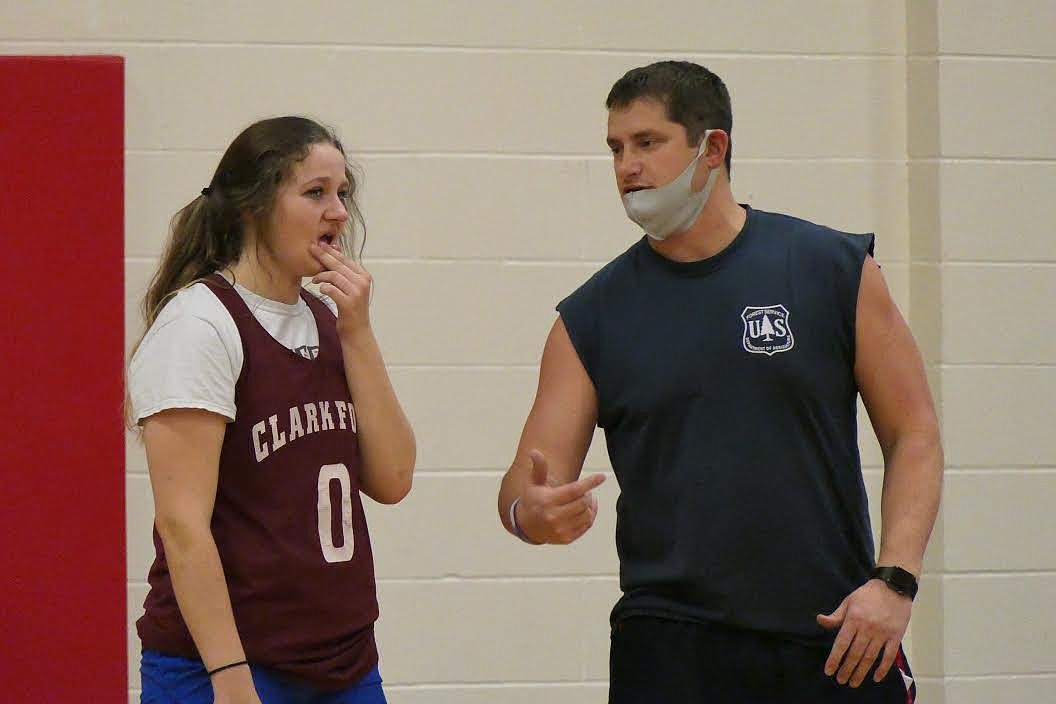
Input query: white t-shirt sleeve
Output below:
<box><xmin>129</xmin><ymin>285</ymin><xmax>242</xmax><ymax>423</ymax></box>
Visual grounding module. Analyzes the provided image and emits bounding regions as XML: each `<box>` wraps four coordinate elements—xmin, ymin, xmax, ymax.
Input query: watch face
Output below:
<box><xmin>873</xmin><ymin>566</ymin><xmax>918</xmax><ymax>599</ymax></box>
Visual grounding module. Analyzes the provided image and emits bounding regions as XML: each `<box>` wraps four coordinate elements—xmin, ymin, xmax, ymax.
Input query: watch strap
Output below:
<box><xmin>870</xmin><ymin>565</ymin><xmax>918</xmax><ymax>600</ymax></box>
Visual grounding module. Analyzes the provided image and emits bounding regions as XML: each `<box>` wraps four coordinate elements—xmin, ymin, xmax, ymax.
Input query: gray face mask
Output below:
<box><xmin>621</xmin><ymin>129</ymin><xmax>718</xmax><ymax>241</ymax></box>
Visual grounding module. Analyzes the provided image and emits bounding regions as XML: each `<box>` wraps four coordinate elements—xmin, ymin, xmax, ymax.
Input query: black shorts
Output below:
<box><xmin>609</xmin><ymin>616</ymin><xmax>915</xmax><ymax>704</ymax></box>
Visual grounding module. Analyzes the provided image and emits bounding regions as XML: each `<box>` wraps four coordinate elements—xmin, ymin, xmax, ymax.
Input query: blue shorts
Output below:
<box><xmin>140</xmin><ymin>650</ymin><xmax>387</xmax><ymax>704</ymax></box>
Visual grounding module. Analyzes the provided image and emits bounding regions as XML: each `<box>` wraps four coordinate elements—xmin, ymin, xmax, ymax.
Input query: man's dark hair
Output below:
<box><xmin>606</xmin><ymin>61</ymin><xmax>733</xmax><ymax>175</ymax></box>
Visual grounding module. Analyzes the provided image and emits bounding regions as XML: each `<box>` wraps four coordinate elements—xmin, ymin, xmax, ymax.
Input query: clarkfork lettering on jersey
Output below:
<box><xmin>251</xmin><ymin>400</ymin><xmax>357</xmax><ymax>463</ymax></box>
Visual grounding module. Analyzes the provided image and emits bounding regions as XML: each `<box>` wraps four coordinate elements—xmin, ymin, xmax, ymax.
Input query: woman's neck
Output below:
<box><xmin>227</xmin><ymin>256</ymin><xmax>301</xmax><ymax>305</ymax></box>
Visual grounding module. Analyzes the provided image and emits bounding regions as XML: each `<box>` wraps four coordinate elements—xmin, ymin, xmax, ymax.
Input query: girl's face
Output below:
<box><xmin>259</xmin><ymin>142</ymin><xmax>350</xmax><ymax>281</ymax></box>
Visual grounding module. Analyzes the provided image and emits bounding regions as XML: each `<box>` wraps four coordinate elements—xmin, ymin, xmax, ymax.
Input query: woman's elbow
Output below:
<box><xmin>366</xmin><ymin>460</ymin><xmax>415</xmax><ymax>505</ymax></box>
<box><xmin>368</xmin><ymin>477</ymin><xmax>413</xmax><ymax>505</ymax></box>
<box><xmin>153</xmin><ymin>511</ymin><xmax>214</xmax><ymax>555</ymax></box>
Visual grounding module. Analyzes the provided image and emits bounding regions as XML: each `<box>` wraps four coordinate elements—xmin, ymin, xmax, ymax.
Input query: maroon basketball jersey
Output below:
<box><xmin>137</xmin><ymin>276</ymin><xmax>379</xmax><ymax>689</ymax></box>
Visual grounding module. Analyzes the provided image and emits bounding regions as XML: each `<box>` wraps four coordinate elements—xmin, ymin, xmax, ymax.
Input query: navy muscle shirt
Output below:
<box><xmin>557</xmin><ymin>206</ymin><xmax>876</xmax><ymax>641</ymax></box>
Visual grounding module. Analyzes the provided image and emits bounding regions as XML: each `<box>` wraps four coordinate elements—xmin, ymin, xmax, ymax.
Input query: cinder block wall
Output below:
<box><xmin>3</xmin><ymin>2</ymin><xmax>1052</xmax><ymax>701</ymax></box>
<box><xmin>907</xmin><ymin>1</ymin><xmax>1056</xmax><ymax>702</ymax></box>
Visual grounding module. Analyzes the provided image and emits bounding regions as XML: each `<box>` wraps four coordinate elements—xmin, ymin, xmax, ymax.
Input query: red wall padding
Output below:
<box><xmin>0</xmin><ymin>56</ymin><xmax>126</xmax><ymax>701</ymax></box>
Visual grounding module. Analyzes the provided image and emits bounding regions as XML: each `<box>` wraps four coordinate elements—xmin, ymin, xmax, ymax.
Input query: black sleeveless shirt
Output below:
<box><xmin>558</xmin><ymin>206</ymin><xmax>876</xmax><ymax>641</ymax></box>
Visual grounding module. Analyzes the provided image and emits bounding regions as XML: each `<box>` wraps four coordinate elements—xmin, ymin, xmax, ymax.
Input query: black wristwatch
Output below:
<box><xmin>870</xmin><ymin>566</ymin><xmax>918</xmax><ymax>600</ymax></box>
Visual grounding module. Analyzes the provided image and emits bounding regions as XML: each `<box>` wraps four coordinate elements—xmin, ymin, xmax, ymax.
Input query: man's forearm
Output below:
<box><xmin>876</xmin><ymin>429</ymin><xmax>944</xmax><ymax>576</ymax></box>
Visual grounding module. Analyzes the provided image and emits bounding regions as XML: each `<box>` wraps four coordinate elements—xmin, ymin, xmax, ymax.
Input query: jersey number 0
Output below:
<box><xmin>317</xmin><ymin>463</ymin><xmax>354</xmax><ymax>563</ymax></box>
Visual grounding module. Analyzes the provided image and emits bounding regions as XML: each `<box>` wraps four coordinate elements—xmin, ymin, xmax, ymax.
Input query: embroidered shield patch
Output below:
<box><xmin>741</xmin><ymin>304</ymin><xmax>794</xmax><ymax>356</ymax></box>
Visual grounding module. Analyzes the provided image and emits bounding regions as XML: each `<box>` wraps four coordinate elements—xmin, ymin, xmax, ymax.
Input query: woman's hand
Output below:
<box><xmin>311</xmin><ymin>241</ymin><xmax>372</xmax><ymax>339</ymax></box>
<box><xmin>211</xmin><ymin>664</ymin><xmax>263</xmax><ymax>704</ymax></box>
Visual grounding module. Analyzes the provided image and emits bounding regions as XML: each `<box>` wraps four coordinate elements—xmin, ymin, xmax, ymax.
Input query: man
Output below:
<box><xmin>497</xmin><ymin>61</ymin><xmax>942</xmax><ymax>703</ymax></box>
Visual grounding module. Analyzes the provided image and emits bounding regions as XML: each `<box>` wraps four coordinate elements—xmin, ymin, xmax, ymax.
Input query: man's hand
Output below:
<box><xmin>515</xmin><ymin>450</ymin><xmax>604</xmax><ymax>544</ymax></box>
<box><xmin>817</xmin><ymin>579</ymin><xmax>912</xmax><ymax>687</ymax></box>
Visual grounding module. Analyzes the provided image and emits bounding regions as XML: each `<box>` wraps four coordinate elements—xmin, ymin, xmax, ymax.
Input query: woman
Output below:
<box><xmin>129</xmin><ymin>116</ymin><xmax>415</xmax><ymax>703</ymax></box>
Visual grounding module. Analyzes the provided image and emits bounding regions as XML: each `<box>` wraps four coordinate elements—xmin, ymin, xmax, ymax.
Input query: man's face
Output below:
<box><xmin>606</xmin><ymin>98</ymin><xmax>700</xmax><ymax>198</ymax></box>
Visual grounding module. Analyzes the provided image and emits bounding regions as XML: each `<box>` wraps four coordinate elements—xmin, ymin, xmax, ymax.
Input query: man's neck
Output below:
<box><xmin>648</xmin><ymin>192</ymin><xmax>747</xmax><ymax>263</ymax></box>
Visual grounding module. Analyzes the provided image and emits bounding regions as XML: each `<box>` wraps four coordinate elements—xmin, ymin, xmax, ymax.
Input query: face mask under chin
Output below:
<box><xmin>621</xmin><ymin>129</ymin><xmax>718</xmax><ymax>241</ymax></box>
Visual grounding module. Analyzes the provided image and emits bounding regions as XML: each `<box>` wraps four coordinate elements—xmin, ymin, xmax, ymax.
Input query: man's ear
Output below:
<box><xmin>702</xmin><ymin>129</ymin><xmax>729</xmax><ymax>169</ymax></box>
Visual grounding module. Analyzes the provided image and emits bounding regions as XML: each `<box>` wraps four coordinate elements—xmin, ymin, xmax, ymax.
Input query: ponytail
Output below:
<box><xmin>141</xmin><ymin>187</ymin><xmax>242</xmax><ymax>329</ymax></box>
